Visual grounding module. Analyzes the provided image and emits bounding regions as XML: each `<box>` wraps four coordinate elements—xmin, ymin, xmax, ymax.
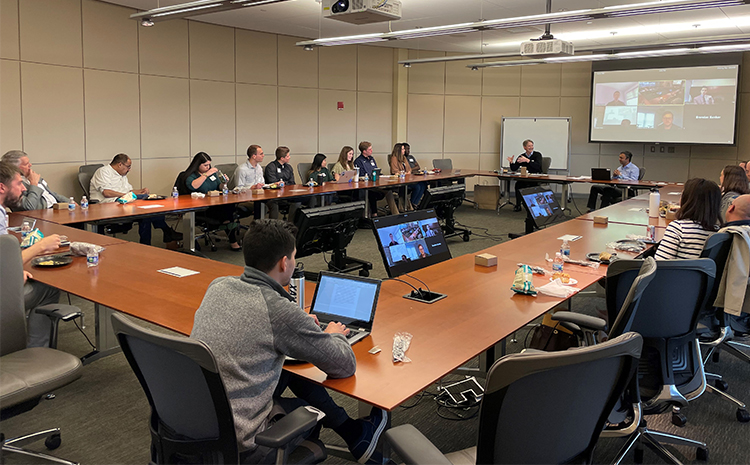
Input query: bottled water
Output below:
<box><xmin>81</xmin><ymin>196</ymin><xmax>89</xmax><ymax>210</ymax></box>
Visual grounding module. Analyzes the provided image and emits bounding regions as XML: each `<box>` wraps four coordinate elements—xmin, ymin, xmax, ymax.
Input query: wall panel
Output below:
<box><xmin>0</xmin><ymin>59</ymin><xmax>22</xmax><ymax>153</ymax></box>
<box><xmin>278</xmin><ymin>87</ymin><xmax>318</xmax><ymax>154</ymax></box>
<box><xmin>140</xmin><ymin>75</ymin><xmax>190</xmax><ymax>159</ymax></box>
<box><xmin>20</xmin><ymin>0</ymin><xmax>81</xmax><ymax>67</ymax></box>
<box><xmin>82</xmin><ymin>0</ymin><xmax>138</xmax><ymax>73</ymax></box>
<box><xmin>190</xmin><ymin>80</ymin><xmax>235</xmax><ymax>156</ymax></box>
<box><xmin>84</xmin><ymin>69</ymin><xmax>140</xmax><ymax>161</ymax></box>
<box><xmin>236</xmin><ymin>84</ymin><xmax>278</xmax><ymax>156</ymax></box>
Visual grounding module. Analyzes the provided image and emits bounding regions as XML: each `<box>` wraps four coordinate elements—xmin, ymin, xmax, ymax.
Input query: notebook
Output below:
<box><xmin>310</xmin><ymin>271</ymin><xmax>381</xmax><ymax>345</ymax></box>
<box><xmin>591</xmin><ymin>168</ymin><xmax>612</xmax><ymax>181</ymax></box>
<box><xmin>333</xmin><ymin>170</ymin><xmax>357</xmax><ymax>183</ymax></box>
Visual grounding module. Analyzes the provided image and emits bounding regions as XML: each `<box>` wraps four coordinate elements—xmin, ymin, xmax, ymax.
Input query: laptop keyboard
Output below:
<box><xmin>320</xmin><ymin>323</ymin><xmax>359</xmax><ymax>338</ymax></box>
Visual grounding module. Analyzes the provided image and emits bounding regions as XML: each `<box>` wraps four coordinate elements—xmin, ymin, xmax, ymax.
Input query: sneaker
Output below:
<box><xmin>349</xmin><ymin>408</ymin><xmax>388</xmax><ymax>464</ymax></box>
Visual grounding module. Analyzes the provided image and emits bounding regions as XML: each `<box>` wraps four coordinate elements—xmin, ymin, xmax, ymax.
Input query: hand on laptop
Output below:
<box><xmin>325</xmin><ymin>322</ymin><xmax>350</xmax><ymax>336</ymax></box>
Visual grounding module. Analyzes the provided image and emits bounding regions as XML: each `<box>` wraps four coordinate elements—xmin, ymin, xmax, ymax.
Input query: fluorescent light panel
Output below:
<box><xmin>297</xmin><ymin>0</ymin><xmax>749</xmax><ymax>48</ymax></box>
<box><xmin>131</xmin><ymin>0</ymin><xmax>290</xmax><ymax>22</ymax></box>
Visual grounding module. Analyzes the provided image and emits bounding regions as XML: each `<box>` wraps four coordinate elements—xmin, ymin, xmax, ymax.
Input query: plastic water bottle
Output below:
<box><xmin>21</xmin><ymin>221</ymin><xmax>31</xmax><ymax>237</ymax></box>
<box><xmin>68</xmin><ymin>197</ymin><xmax>75</xmax><ymax>211</ymax></box>
<box><xmin>560</xmin><ymin>240</ymin><xmax>570</xmax><ymax>258</ymax></box>
<box><xmin>355</xmin><ymin>167</ymin><xmax>360</xmax><ymax>182</ymax></box>
<box><xmin>553</xmin><ymin>252</ymin><xmax>564</xmax><ymax>273</ymax></box>
<box><xmin>223</xmin><ymin>184</ymin><xmax>229</xmax><ymax>195</ymax></box>
<box><xmin>172</xmin><ymin>186</ymin><xmax>179</xmax><ymax>199</ymax></box>
<box><xmin>80</xmin><ymin>196</ymin><xmax>88</xmax><ymax>210</ymax></box>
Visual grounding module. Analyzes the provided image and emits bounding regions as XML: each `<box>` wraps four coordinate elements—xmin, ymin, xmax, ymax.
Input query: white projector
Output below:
<box><xmin>520</xmin><ymin>39</ymin><xmax>574</xmax><ymax>57</ymax></box>
<box><xmin>323</xmin><ymin>0</ymin><xmax>402</xmax><ymax>25</ymax></box>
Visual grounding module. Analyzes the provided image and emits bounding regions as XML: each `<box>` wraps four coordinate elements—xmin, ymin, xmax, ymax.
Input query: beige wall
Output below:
<box><xmin>0</xmin><ymin>0</ymin><xmax>393</xmax><ymax>198</ymax></box>
<box><xmin>2</xmin><ymin>0</ymin><xmax>749</xmax><ymax>198</ymax></box>
<box><xmin>404</xmin><ymin>51</ymin><xmax>750</xmax><ymax>194</ymax></box>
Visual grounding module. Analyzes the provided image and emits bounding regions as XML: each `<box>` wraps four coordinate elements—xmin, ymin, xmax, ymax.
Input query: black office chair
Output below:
<box><xmin>111</xmin><ymin>313</ymin><xmax>326</xmax><ymax>465</ymax></box>
<box><xmin>384</xmin><ymin>332</ymin><xmax>644</xmax><ymax>465</ymax></box>
<box><xmin>297</xmin><ymin>162</ymin><xmax>313</xmax><ymax>184</ymax></box>
<box><xmin>0</xmin><ymin>235</ymin><xmax>83</xmax><ymax>465</ymax></box>
<box><xmin>215</xmin><ymin>163</ymin><xmax>238</xmax><ymax>190</ymax></box>
<box><xmin>698</xmin><ymin>232</ymin><xmax>750</xmax><ymax>422</ymax></box>
<box><xmin>554</xmin><ymin>258</ymin><xmax>713</xmax><ymax>463</ymax></box>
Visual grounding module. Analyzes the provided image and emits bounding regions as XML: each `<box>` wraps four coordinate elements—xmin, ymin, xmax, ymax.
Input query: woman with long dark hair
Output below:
<box><xmin>389</xmin><ymin>143</ymin><xmax>426</xmax><ymax>210</ymax></box>
<box><xmin>719</xmin><ymin>165</ymin><xmax>750</xmax><ymax>223</ymax></box>
<box><xmin>183</xmin><ymin>152</ymin><xmax>241</xmax><ymax>251</ymax></box>
<box><xmin>655</xmin><ymin>178</ymin><xmax>721</xmax><ymax>260</ymax></box>
<box><xmin>306</xmin><ymin>153</ymin><xmax>333</xmax><ymax>184</ymax></box>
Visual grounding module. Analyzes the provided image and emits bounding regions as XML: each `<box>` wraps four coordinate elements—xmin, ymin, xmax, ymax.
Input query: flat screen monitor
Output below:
<box><xmin>519</xmin><ymin>186</ymin><xmax>566</xmax><ymax>229</ymax></box>
<box><xmin>292</xmin><ymin>201</ymin><xmax>365</xmax><ymax>258</ymax></box>
<box><xmin>372</xmin><ymin>209</ymin><xmax>452</xmax><ymax>278</ymax></box>
<box><xmin>590</xmin><ymin>64</ymin><xmax>739</xmax><ymax>145</ymax></box>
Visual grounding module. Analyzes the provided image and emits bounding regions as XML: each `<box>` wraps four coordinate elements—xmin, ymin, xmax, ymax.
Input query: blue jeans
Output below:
<box><xmin>410</xmin><ymin>181</ymin><xmax>427</xmax><ymax>207</ymax></box>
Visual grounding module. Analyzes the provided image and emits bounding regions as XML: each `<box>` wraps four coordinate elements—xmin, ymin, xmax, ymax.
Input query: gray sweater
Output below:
<box><xmin>20</xmin><ymin>180</ymin><xmax>68</xmax><ymax>211</ymax></box>
<box><xmin>191</xmin><ymin>267</ymin><xmax>356</xmax><ymax>452</ymax></box>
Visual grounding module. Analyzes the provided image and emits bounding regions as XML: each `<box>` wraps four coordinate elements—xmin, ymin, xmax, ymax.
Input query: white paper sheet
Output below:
<box><xmin>557</xmin><ymin>234</ymin><xmax>582</xmax><ymax>242</ymax></box>
<box><xmin>137</xmin><ymin>204</ymin><xmax>164</xmax><ymax>209</ymax></box>
<box><xmin>158</xmin><ymin>266</ymin><xmax>200</xmax><ymax>278</ymax></box>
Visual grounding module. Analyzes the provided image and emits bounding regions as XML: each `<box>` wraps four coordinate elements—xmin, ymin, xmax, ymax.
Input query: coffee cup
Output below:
<box><xmin>520</xmin><ymin>166</ymin><xmax>528</xmax><ymax>176</ymax></box>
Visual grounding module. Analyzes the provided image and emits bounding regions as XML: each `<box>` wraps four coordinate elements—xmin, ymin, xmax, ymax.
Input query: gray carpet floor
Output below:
<box><xmin>2</xmin><ymin>197</ymin><xmax>749</xmax><ymax>464</ymax></box>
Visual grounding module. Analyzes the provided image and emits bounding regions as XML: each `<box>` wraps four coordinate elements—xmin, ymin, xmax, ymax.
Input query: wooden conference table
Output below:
<box><xmin>576</xmin><ymin>184</ymin><xmax>685</xmax><ymax>228</ymax></box>
<box><xmin>20</xmin><ymin>169</ymin><xmax>474</xmax><ymax>252</ymax></box>
<box><xmin>12</xmin><ymin>202</ymin><xmax>659</xmax><ymax>411</ymax></box>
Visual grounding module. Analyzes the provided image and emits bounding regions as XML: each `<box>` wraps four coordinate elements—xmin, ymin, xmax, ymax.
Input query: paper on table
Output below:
<box><xmin>557</xmin><ymin>234</ymin><xmax>582</xmax><ymax>242</ymax></box>
<box><xmin>668</xmin><ymin>192</ymin><xmax>681</xmax><ymax>195</ymax></box>
<box><xmin>158</xmin><ymin>266</ymin><xmax>200</xmax><ymax>278</ymax></box>
<box><xmin>629</xmin><ymin>207</ymin><xmax>644</xmax><ymax>212</ymax></box>
<box><xmin>288</xmin><ymin>189</ymin><xmax>310</xmax><ymax>193</ymax></box>
<box><xmin>138</xmin><ymin>204</ymin><xmax>164</xmax><ymax>209</ymax></box>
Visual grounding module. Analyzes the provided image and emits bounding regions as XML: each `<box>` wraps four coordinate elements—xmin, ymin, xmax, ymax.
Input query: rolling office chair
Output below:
<box><xmin>698</xmin><ymin>232</ymin><xmax>750</xmax><ymax>422</ymax></box>
<box><xmin>0</xmin><ymin>235</ymin><xmax>83</xmax><ymax>465</ymax></box>
<box><xmin>431</xmin><ymin>158</ymin><xmax>477</xmax><ymax>208</ymax></box>
<box><xmin>553</xmin><ymin>258</ymin><xmax>713</xmax><ymax>463</ymax></box>
<box><xmin>215</xmin><ymin>163</ymin><xmax>238</xmax><ymax>190</ymax></box>
<box><xmin>297</xmin><ymin>162</ymin><xmax>313</xmax><ymax>183</ymax></box>
<box><xmin>384</xmin><ymin>332</ymin><xmax>644</xmax><ymax>465</ymax></box>
<box><xmin>111</xmin><ymin>314</ymin><xmax>327</xmax><ymax>465</ymax></box>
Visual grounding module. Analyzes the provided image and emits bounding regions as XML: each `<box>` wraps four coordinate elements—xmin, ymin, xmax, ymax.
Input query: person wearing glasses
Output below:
<box><xmin>90</xmin><ymin>153</ymin><xmax>179</xmax><ymax>246</ymax></box>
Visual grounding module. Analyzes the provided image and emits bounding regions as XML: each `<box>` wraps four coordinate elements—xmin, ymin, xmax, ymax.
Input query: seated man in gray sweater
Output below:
<box><xmin>191</xmin><ymin>219</ymin><xmax>387</xmax><ymax>464</ymax></box>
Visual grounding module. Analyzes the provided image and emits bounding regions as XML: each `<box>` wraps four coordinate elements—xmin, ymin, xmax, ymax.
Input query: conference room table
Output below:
<box><xmin>576</xmin><ymin>184</ymin><xmax>685</xmax><ymax>228</ymax></box>
<box><xmin>19</xmin><ymin>169</ymin><xmax>475</xmax><ymax>252</ymax></box>
<box><xmin>469</xmin><ymin>169</ymin><xmax>678</xmax><ymax>211</ymax></box>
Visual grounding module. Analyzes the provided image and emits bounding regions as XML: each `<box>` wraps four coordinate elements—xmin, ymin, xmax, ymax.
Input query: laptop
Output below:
<box><xmin>333</xmin><ymin>170</ymin><xmax>356</xmax><ymax>183</ymax></box>
<box><xmin>591</xmin><ymin>168</ymin><xmax>611</xmax><ymax>181</ymax></box>
<box><xmin>309</xmin><ymin>271</ymin><xmax>381</xmax><ymax>345</ymax></box>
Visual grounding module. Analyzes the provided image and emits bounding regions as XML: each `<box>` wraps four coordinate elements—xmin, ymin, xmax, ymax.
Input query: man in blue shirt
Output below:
<box><xmin>353</xmin><ymin>141</ymin><xmax>399</xmax><ymax>216</ymax></box>
<box><xmin>586</xmin><ymin>151</ymin><xmax>640</xmax><ymax>211</ymax></box>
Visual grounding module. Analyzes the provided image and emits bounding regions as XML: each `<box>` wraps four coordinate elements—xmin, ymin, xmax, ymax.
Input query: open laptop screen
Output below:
<box><xmin>310</xmin><ymin>272</ymin><xmax>381</xmax><ymax>327</ymax></box>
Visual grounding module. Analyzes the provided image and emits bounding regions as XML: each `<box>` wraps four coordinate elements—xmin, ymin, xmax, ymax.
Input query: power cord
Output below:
<box><xmin>404</xmin><ymin>273</ymin><xmax>431</xmax><ymax>293</ymax></box>
<box><xmin>74</xmin><ymin>319</ymin><xmax>96</xmax><ymax>350</ymax></box>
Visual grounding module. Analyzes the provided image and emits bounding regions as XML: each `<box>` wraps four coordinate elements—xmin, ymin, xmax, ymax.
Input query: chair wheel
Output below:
<box><xmin>696</xmin><ymin>446</ymin><xmax>708</xmax><ymax>461</ymax></box>
<box><xmin>634</xmin><ymin>445</ymin><xmax>644</xmax><ymax>464</ymax></box>
<box><xmin>45</xmin><ymin>433</ymin><xmax>61</xmax><ymax>450</ymax></box>
<box><xmin>463</xmin><ymin>232</ymin><xmax>470</xmax><ymax>242</ymax></box>
<box><xmin>714</xmin><ymin>379</ymin><xmax>729</xmax><ymax>391</ymax></box>
<box><xmin>672</xmin><ymin>411</ymin><xmax>687</xmax><ymax>427</ymax></box>
<box><xmin>211</xmin><ymin>246</ymin><xmax>218</xmax><ymax>252</ymax></box>
<box><xmin>359</xmin><ymin>270</ymin><xmax>369</xmax><ymax>277</ymax></box>
<box><xmin>737</xmin><ymin>408</ymin><xmax>750</xmax><ymax>423</ymax></box>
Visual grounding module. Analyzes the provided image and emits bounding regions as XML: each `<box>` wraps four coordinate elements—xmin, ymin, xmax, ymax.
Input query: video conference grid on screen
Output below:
<box><xmin>590</xmin><ymin>64</ymin><xmax>739</xmax><ymax>145</ymax></box>
<box><xmin>372</xmin><ymin>210</ymin><xmax>451</xmax><ymax>278</ymax></box>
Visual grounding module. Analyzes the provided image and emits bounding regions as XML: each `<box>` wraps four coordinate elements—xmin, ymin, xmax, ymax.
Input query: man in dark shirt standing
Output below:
<box><xmin>507</xmin><ymin>139</ymin><xmax>544</xmax><ymax>212</ymax></box>
<box><xmin>353</xmin><ymin>141</ymin><xmax>399</xmax><ymax>216</ymax></box>
<box><xmin>264</xmin><ymin>146</ymin><xmax>302</xmax><ymax>220</ymax></box>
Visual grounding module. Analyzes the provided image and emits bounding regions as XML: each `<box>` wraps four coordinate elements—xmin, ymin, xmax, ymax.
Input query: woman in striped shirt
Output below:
<box><xmin>655</xmin><ymin>178</ymin><xmax>721</xmax><ymax>260</ymax></box>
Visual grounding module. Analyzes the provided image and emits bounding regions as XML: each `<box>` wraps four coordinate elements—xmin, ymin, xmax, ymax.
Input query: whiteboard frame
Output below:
<box><xmin>500</xmin><ymin>117</ymin><xmax>571</xmax><ymax>172</ymax></box>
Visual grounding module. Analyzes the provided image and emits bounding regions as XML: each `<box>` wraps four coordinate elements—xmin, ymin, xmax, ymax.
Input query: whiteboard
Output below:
<box><xmin>501</xmin><ymin>117</ymin><xmax>571</xmax><ymax>171</ymax></box>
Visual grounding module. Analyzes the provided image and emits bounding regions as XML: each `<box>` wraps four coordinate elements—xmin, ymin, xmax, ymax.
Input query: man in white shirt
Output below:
<box><xmin>90</xmin><ymin>154</ymin><xmax>179</xmax><ymax>246</ymax></box>
<box><xmin>0</xmin><ymin>161</ymin><xmax>63</xmax><ymax>347</ymax></box>
<box><xmin>587</xmin><ymin>150</ymin><xmax>640</xmax><ymax>211</ymax></box>
<box><xmin>235</xmin><ymin>145</ymin><xmax>266</xmax><ymax>189</ymax></box>
<box><xmin>2</xmin><ymin>150</ymin><xmax>69</xmax><ymax>210</ymax></box>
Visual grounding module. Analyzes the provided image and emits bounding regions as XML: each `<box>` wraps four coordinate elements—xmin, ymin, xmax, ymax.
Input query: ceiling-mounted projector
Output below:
<box><xmin>323</xmin><ymin>0</ymin><xmax>402</xmax><ymax>25</ymax></box>
<box><xmin>520</xmin><ymin>38</ymin><xmax>574</xmax><ymax>57</ymax></box>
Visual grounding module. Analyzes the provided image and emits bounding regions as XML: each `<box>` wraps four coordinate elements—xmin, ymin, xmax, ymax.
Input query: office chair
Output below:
<box><xmin>297</xmin><ymin>162</ymin><xmax>313</xmax><ymax>183</ymax></box>
<box><xmin>698</xmin><ymin>232</ymin><xmax>750</xmax><ymax>422</ymax></box>
<box><xmin>431</xmin><ymin>158</ymin><xmax>477</xmax><ymax>208</ymax></box>
<box><xmin>215</xmin><ymin>163</ymin><xmax>238</xmax><ymax>190</ymax></box>
<box><xmin>111</xmin><ymin>313</ymin><xmax>327</xmax><ymax>465</ymax></box>
<box><xmin>554</xmin><ymin>258</ymin><xmax>713</xmax><ymax>463</ymax></box>
<box><xmin>384</xmin><ymin>332</ymin><xmax>644</xmax><ymax>465</ymax></box>
<box><xmin>0</xmin><ymin>235</ymin><xmax>83</xmax><ymax>465</ymax></box>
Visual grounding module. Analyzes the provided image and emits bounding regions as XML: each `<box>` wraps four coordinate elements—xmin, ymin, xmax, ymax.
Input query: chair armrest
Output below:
<box><xmin>551</xmin><ymin>311</ymin><xmax>607</xmax><ymax>332</ymax></box>
<box><xmin>34</xmin><ymin>304</ymin><xmax>82</xmax><ymax>322</ymax></box>
<box><xmin>255</xmin><ymin>407</ymin><xmax>320</xmax><ymax>449</ymax></box>
<box><xmin>90</xmin><ymin>199</ymin><xmax>100</xmax><ymax>204</ymax></box>
<box><xmin>384</xmin><ymin>425</ymin><xmax>452</xmax><ymax>465</ymax></box>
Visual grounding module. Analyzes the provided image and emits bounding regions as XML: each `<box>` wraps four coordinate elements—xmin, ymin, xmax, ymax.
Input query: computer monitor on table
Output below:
<box><xmin>520</xmin><ymin>186</ymin><xmax>566</xmax><ymax>230</ymax></box>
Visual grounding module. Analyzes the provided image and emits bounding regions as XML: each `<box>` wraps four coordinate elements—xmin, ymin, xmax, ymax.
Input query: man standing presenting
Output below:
<box><xmin>507</xmin><ymin>139</ymin><xmax>543</xmax><ymax>212</ymax></box>
<box><xmin>191</xmin><ymin>220</ymin><xmax>387</xmax><ymax>464</ymax></box>
<box><xmin>694</xmin><ymin>87</ymin><xmax>715</xmax><ymax>105</ymax></box>
<box><xmin>353</xmin><ymin>141</ymin><xmax>399</xmax><ymax>216</ymax></box>
<box><xmin>89</xmin><ymin>153</ymin><xmax>179</xmax><ymax>246</ymax></box>
<box><xmin>2</xmin><ymin>150</ymin><xmax>69</xmax><ymax>210</ymax></box>
<box><xmin>587</xmin><ymin>150</ymin><xmax>640</xmax><ymax>212</ymax></box>
<box><xmin>264</xmin><ymin>146</ymin><xmax>303</xmax><ymax>220</ymax></box>
<box><xmin>0</xmin><ymin>161</ymin><xmax>64</xmax><ymax>348</ymax></box>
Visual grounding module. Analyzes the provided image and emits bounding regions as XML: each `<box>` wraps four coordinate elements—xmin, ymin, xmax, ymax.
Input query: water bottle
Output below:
<box><xmin>355</xmin><ymin>167</ymin><xmax>360</xmax><ymax>182</ymax></box>
<box><xmin>68</xmin><ymin>197</ymin><xmax>75</xmax><ymax>211</ymax></box>
<box><xmin>288</xmin><ymin>265</ymin><xmax>305</xmax><ymax>309</ymax></box>
<box><xmin>172</xmin><ymin>186</ymin><xmax>179</xmax><ymax>199</ymax></box>
<box><xmin>560</xmin><ymin>240</ymin><xmax>570</xmax><ymax>258</ymax></box>
<box><xmin>552</xmin><ymin>252</ymin><xmax>564</xmax><ymax>273</ymax></box>
<box><xmin>81</xmin><ymin>196</ymin><xmax>88</xmax><ymax>210</ymax></box>
<box><xmin>648</xmin><ymin>188</ymin><xmax>660</xmax><ymax>218</ymax></box>
<box><xmin>21</xmin><ymin>221</ymin><xmax>31</xmax><ymax>238</ymax></box>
